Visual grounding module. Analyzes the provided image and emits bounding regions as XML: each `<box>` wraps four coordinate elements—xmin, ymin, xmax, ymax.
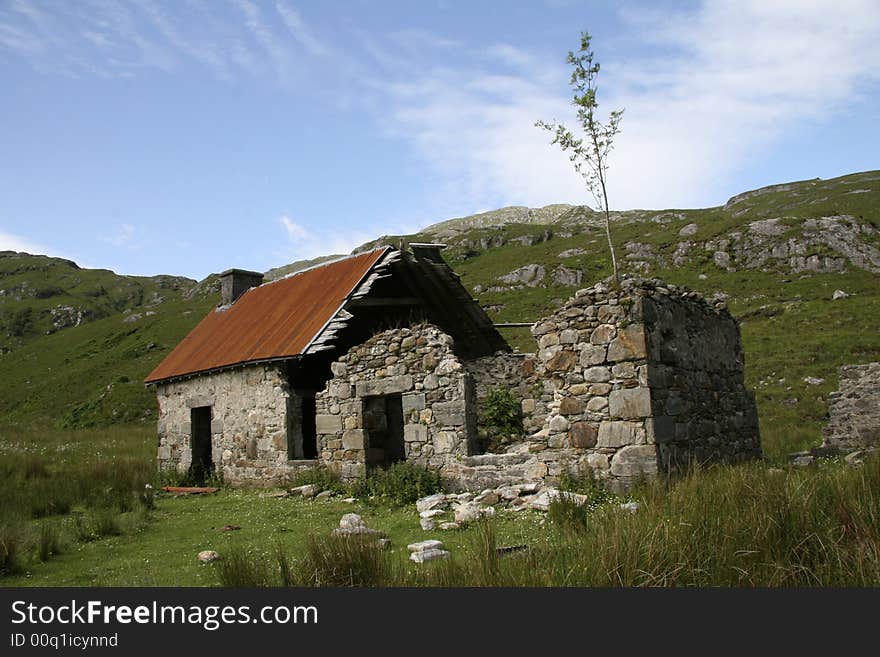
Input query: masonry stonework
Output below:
<box><xmin>155</xmin><ymin>364</ymin><xmax>314</xmax><ymax>485</ymax></box>
<box><xmin>315</xmin><ymin>324</ymin><xmax>477</xmax><ymax>480</ymax></box>
<box><xmin>155</xmin><ymin>277</ymin><xmax>762</xmax><ymax>490</ymax></box>
<box><xmin>822</xmin><ymin>362</ymin><xmax>880</xmax><ymax>453</ymax></box>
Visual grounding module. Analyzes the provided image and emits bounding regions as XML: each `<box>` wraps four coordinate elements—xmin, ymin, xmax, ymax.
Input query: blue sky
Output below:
<box><xmin>1</xmin><ymin>0</ymin><xmax>878</xmax><ymax>280</ymax></box>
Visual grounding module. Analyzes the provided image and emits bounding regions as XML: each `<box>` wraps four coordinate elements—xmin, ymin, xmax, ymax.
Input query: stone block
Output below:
<box><xmin>559</xmin><ymin>397</ymin><xmax>584</xmax><ymax>415</ymax></box>
<box><xmin>610</xmin><ymin>445</ymin><xmax>659</xmax><ymax>478</ymax></box>
<box><xmin>404</xmin><ymin>424</ymin><xmax>428</xmax><ymax>443</ymax></box>
<box><xmin>433</xmin><ymin>430</ymin><xmax>457</xmax><ymax>453</ymax></box>
<box><xmin>433</xmin><ymin>400</ymin><xmax>466</xmax><ymax>426</ymax></box>
<box><xmin>584</xmin><ymin>366</ymin><xmax>611</xmax><ymax>382</ymax></box>
<box><xmin>598</xmin><ymin>421</ymin><xmax>641</xmax><ymax>448</ymax></box>
<box><xmin>549</xmin><ymin>415</ymin><xmax>570</xmax><ymax>432</ymax></box>
<box><xmin>580</xmin><ymin>344</ymin><xmax>607</xmax><ymax>366</ymax></box>
<box><xmin>609</xmin><ymin>387</ymin><xmax>652</xmax><ymax>419</ymax></box>
<box><xmin>587</xmin><ymin>452</ymin><xmax>610</xmax><ymax>472</ymax></box>
<box><xmin>342</xmin><ymin>429</ymin><xmax>365</xmax><ymax>450</ymax></box>
<box><xmin>315</xmin><ymin>414</ymin><xmax>342</xmax><ymax>434</ymax></box>
<box><xmin>402</xmin><ymin>393</ymin><xmax>426</xmax><ymax>414</ymax></box>
<box><xmin>546</xmin><ymin>350</ymin><xmax>578</xmax><ymax>372</ymax></box>
<box><xmin>590</xmin><ymin>324</ymin><xmax>616</xmax><ymax>344</ymax></box>
<box><xmin>586</xmin><ymin>397</ymin><xmax>608</xmax><ymax>412</ymax></box>
<box><xmin>606</xmin><ymin>324</ymin><xmax>647</xmax><ymax>361</ymax></box>
<box><xmin>355</xmin><ymin>374</ymin><xmax>414</xmax><ymax>397</ymax></box>
<box><xmin>569</xmin><ymin>422</ymin><xmax>598</xmax><ymax>448</ymax></box>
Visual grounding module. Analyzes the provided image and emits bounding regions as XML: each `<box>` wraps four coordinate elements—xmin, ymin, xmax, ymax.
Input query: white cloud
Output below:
<box><xmin>0</xmin><ymin>229</ymin><xmax>84</xmax><ymax>264</ymax></box>
<box><xmin>280</xmin><ymin>215</ymin><xmax>310</xmax><ymax>241</ymax></box>
<box><xmin>373</xmin><ymin>0</ymin><xmax>880</xmax><ymax>211</ymax></box>
<box><xmin>276</xmin><ymin>214</ymin><xmax>416</xmax><ymax>263</ymax></box>
<box><xmin>99</xmin><ymin>223</ymin><xmax>137</xmax><ymax>247</ymax></box>
<box><xmin>275</xmin><ymin>2</ymin><xmax>329</xmax><ymax>57</ymax></box>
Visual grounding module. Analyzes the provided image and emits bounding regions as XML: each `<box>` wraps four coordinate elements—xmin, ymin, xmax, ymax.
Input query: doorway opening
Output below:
<box><xmin>301</xmin><ymin>393</ymin><xmax>318</xmax><ymax>459</ymax></box>
<box><xmin>190</xmin><ymin>406</ymin><xmax>213</xmax><ymax>485</ymax></box>
<box><xmin>363</xmin><ymin>395</ymin><xmax>405</xmax><ymax>469</ymax></box>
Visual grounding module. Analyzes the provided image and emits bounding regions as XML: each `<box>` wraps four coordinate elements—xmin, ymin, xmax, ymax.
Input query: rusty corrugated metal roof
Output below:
<box><xmin>145</xmin><ymin>248</ymin><xmax>389</xmax><ymax>384</ymax></box>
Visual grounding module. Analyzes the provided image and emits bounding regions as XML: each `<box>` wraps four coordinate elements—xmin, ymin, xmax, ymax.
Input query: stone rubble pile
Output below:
<box><xmin>414</xmin><ymin>485</ymin><xmax>639</xmax><ymax>528</ymax></box>
<box><xmin>332</xmin><ymin>513</ymin><xmax>386</xmax><ymax>539</ymax></box>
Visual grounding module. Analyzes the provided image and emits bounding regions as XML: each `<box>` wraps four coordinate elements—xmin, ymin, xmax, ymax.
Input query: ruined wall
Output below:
<box><xmin>644</xmin><ymin>290</ymin><xmax>762</xmax><ymax>469</ymax></box>
<box><xmin>156</xmin><ymin>364</ymin><xmax>313</xmax><ymax>485</ymax></box>
<box><xmin>447</xmin><ymin>278</ymin><xmax>761</xmax><ymax>491</ymax></box>
<box><xmin>822</xmin><ymin>362</ymin><xmax>880</xmax><ymax>453</ymax></box>
<box><xmin>464</xmin><ymin>353</ymin><xmax>539</xmax><ymax>447</ymax></box>
<box><xmin>316</xmin><ymin>324</ymin><xmax>476</xmax><ymax>480</ymax></box>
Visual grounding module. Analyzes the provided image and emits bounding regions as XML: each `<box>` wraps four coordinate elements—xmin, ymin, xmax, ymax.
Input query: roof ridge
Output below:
<box><xmin>262</xmin><ymin>246</ymin><xmax>391</xmax><ymax>288</ymax></box>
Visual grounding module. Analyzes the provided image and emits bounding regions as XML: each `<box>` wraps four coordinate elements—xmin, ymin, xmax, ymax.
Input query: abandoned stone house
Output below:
<box><xmin>145</xmin><ymin>245</ymin><xmax>762</xmax><ymax>490</ymax></box>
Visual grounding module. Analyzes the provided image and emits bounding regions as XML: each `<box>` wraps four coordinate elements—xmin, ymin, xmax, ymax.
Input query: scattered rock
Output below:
<box><xmin>197</xmin><ymin>550</ymin><xmax>219</xmax><ymax>563</ymax></box>
<box><xmin>832</xmin><ymin>289</ymin><xmax>849</xmax><ymax>300</ymax></box>
<box><xmin>410</xmin><ymin>548</ymin><xmax>451</xmax><ymax>563</ymax></box>
<box><xmin>438</xmin><ymin>522</ymin><xmax>460</xmax><ymax>530</ymax></box>
<box><xmin>332</xmin><ymin>513</ymin><xmax>386</xmax><ymax>537</ymax></box>
<box><xmin>803</xmin><ymin>377</ymin><xmax>825</xmax><ymax>386</ymax></box>
<box><xmin>416</xmin><ymin>493</ymin><xmax>448</xmax><ymax>513</ymax></box>
<box><xmin>220</xmin><ymin>524</ymin><xmax>241</xmax><ymax>532</ymax></box>
<box><xmin>619</xmin><ymin>502</ymin><xmax>639</xmax><ymax>514</ymax></box>
<box><xmin>407</xmin><ymin>540</ymin><xmax>444</xmax><ymax>553</ymax></box>
<box><xmin>789</xmin><ymin>452</ymin><xmax>815</xmax><ymax>467</ymax></box>
<box><xmin>377</xmin><ymin>538</ymin><xmax>392</xmax><ymax>550</ymax></box>
<box><xmin>679</xmin><ymin>223</ymin><xmax>699</xmax><ymax>237</ymax></box>
<box><xmin>315</xmin><ymin>490</ymin><xmax>334</xmax><ymax>501</ymax></box>
<box><xmin>262</xmin><ymin>490</ymin><xmax>290</xmax><ymax>498</ymax></box>
<box><xmin>289</xmin><ymin>484</ymin><xmax>318</xmax><ymax>498</ymax></box>
<box><xmin>473</xmin><ymin>489</ymin><xmax>500</xmax><ymax>506</ymax></box>
<box><xmin>419</xmin><ymin>518</ymin><xmax>436</xmax><ymax>531</ymax></box>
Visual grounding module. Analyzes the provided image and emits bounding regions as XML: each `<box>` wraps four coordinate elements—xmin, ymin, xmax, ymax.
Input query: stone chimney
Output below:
<box><xmin>219</xmin><ymin>268</ymin><xmax>264</xmax><ymax>305</ymax></box>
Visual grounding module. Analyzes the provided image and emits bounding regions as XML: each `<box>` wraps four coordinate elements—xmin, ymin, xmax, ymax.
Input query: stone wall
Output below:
<box><xmin>154</xmin><ymin>278</ymin><xmax>761</xmax><ymax>491</ymax></box>
<box><xmin>643</xmin><ymin>290</ymin><xmax>762</xmax><ymax>470</ymax></box>
<box><xmin>464</xmin><ymin>353</ymin><xmax>539</xmax><ymax>446</ymax></box>
<box><xmin>155</xmin><ymin>364</ymin><xmax>314</xmax><ymax>485</ymax></box>
<box><xmin>450</xmin><ymin>277</ymin><xmax>761</xmax><ymax>491</ymax></box>
<box><xmin>315</xmin><ymin>324</ymin><xmax>476</xmax><ymax>480</ymax></box>
<box><xmin>822</xmin><ymin>362</ymin><xmax>880</xmax><ymax>453</ymax></box>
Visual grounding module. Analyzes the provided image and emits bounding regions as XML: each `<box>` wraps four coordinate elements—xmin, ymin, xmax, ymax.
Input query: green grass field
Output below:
<box><xmin>2</xmin><ymin>425</ymin><xmax>879</xmax><ymax>587</ymax></box>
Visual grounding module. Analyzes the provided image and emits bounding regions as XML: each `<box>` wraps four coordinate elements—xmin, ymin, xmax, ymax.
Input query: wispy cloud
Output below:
<box><xmin>99</xmin><ymin>223</ymin><xmax>145</xmax><ymax>249</ymax></box>
<box><xmin>0</xmin><ymin>229</ymin><xmax>83</xmax><ymax>263</ymax></box>
<box><xmin>275</xmin><ymin>1</ymin><xmax>329</xmax><ymax>57</ymax></box>
<box><xmin>370</xmin><ymin>0</ymin><xmax>880</xmax><ymax>210</ymax></box>
<box><xmin>276</xmin><ymin>214</ymin><xmax>416</xmax><ymax>262</ymax></box>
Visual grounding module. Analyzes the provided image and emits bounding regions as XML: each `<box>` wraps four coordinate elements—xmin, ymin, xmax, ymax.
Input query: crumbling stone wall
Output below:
<box><xmin>822</xmin><ymin>362</ymin><xmax>880</xmax><ymax>453</ymax></box>
<box><xmin>643</xmin><ymin>290</ymin><xmax>762</xmax><ymax>470</ymax></box>
<box><xmin>445</xmin><ymin>278</ymin><xmax>761</xmax><ymax>491</ymax></box>
<box><xmin>464</xmin><ymin>353</ymin><xmax>538</xmax><ymax>447</ymax></box>
<box><xmin>155</xmin><ymin>364</ymin><xmax>313</xmax><ymax>485</ymax></box>
<box><xmin>316</xmin><ymin>324</ymin><xmax>477</xmax><ymax>480</ymax></box>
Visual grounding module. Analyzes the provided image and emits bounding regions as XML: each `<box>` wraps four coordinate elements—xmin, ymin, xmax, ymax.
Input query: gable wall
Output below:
<box><xmin>156</xmin><ymin>364</ymin><xmax>311</xmax><ymax>485</ymax></box>
<box><xmin>315</xmin><ymin>324</ymin><xmax>475</xmax><ymax>480</ymax></box>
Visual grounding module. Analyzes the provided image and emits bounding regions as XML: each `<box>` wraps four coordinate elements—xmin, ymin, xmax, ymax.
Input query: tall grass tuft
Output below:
<box><xmin>0</xmin><ymin>523</ymin><xmax>27</xmax><ymax>575</ymax></box>
<box><xmin>36</xmin><ymin>522</ymin><xmax>65</xmax><ymax>562</ymax></box>
<box><xmin>301</xmin><ymin>534</ymin><xmax>389</xmax><ymax>587</ymax></box>
<box><xmin>216</xmin><ymin>548</ymin><xmax>273</xmax><ymax>587</ymax></box>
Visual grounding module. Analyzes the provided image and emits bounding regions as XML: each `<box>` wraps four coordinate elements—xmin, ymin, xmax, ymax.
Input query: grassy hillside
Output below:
<box><xmin>0</xmin><ymin>170</ymin><xmax>878</xmax><ymax>460</ymax></box>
